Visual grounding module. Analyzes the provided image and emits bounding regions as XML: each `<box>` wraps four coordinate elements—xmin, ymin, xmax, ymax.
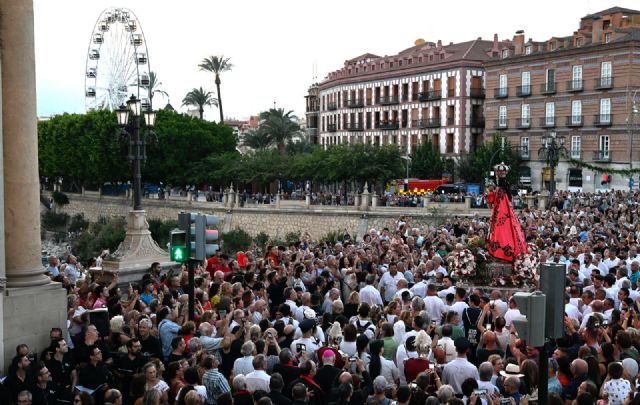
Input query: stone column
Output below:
<box><xmin>228</xmin><ymin>185</ymin><xmax>236</xmax><ymax>208</ymax></box>
<box><xmin>354</xmin><ymin>193</ymin><xmax>361</xmax><ymax>208</ymax></box>
<box><xmin>464</xmin><ymin>195</ymin><xmax>472</xmax><ymax>211</ymax></box>
<box><xmin>305</xmin><ymin>192</ymin><xmax>311</xmax><ymax>207</ymax></box>
<box><xmin>525</xmin><ymin>195</ymin><xmax>535</xmax><ymax>209</ymax></box>
<box><xmin>372</xmin><ymin>193</ymin><xmax>378</xmax><ymax>208</ymax></box>
<box><xmin>276</xmin><ymin>192</ymin><xmax>281</xmax><ymax>208</ymax></box>
<box><xmin>537</xmin><ymin>191</ymin><xmax>548</xmax><ymax>210</ymax></box>
<box><xmin>361</xmin><ymin>182</ymin><xmax>370</xmax><ymax>210</ymax></box>
<box><xmin>2</xmin><ymin>0</ymin><xmax>49</xmax><ymax>288</ymax></box>
<box><xmin>235</xmin><ymin>190</ymin><xmax>241</xmax><ymax>207</ymax></box>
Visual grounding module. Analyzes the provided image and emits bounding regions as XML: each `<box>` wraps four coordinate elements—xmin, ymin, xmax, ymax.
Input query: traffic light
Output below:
<box><xmin>177</xmin><ymin>212</ymin><xmax>195</xmax><ymax>260</ymax></box>
<box><xmin>192</xmin><ymin>214</ymin><xmax>220</xmax><ymax>261</ymax></box>
<box><xmin>512</xmin><ymin>291</ymin><xmax>546</xmax><ymax>347</ymax></box>
<box><xmin>539</xmin><ymin>263</ymin><xmax>566</xmax><ymax>339</ymax></box>
<box><xmin>169</xmin><ymin>229</ymin><xmax>187</xmax><ymax>262</ymax></box>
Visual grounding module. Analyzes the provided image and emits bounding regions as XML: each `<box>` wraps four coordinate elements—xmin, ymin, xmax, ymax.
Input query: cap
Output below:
<box><xmin>299</xmin><ymin>319</ymin><xmax>316</xmax><ymax>333</ymax></box>
<box><xmin>322</xmin><ymin>350</ymin><xmax>336</xmax><ymax>359</ymax></box>
<box><xmin>454</xmin><ymin>337</ymin><xmax>471</xmax><ymax>351</ymax></box>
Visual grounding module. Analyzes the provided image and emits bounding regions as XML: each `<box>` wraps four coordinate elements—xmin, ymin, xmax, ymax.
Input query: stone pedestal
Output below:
<box><xmin>361</xmin><ymin>183</ymin><xmax>370</xmax><ymax>210</ymax></box>
<box><xmin>276</xmin><ymin>193</ymin><xmax>281</xmax><ymax>208</ymax></box>
<box><xmin>354</xmin><ymin>193</ymin><xmax>361</xmax><ymax>208</ymax></box>
<box><xmin>464</xmin><ymin>195</ymin><xmax>472</xmax><ymax>210</ymax></box>
<box><xmin>305</xmin><ymin>192</ymin><xmax>311</xmax><ymax>207</ymax></box>
<box><xmin>102</xmin><ymin>210</ymin><xmax>173</xmax><ymax>284</ymax></box>
<box><xmin>525</xmin><ymin>195</ymin><xmax>535</xmax><ymax>209</ymax></box>
<box><xmin>372</xmin><ymin>193</ymin><xmax>378</xmax><ymax>208</ymax></box>
<box><xmin>537</xmin><ymin>191</ymin><xmax>548</xmax><ymax>210</ymax></box>
<box><xmin>235</xmin><ymin>191</ymin><xmax>241</xmax><ymax>207</ymax></box>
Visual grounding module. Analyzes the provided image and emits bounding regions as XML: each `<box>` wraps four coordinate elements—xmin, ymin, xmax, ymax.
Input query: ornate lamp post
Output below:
<box><xmin>117</xmin><ymin>94</ymin><xmax>156</xmax><ymax>210</ymax></box>
<box><xmin>538</xmin><ymin>132</ymin><xmax>567</xmax><ymax>206</ymax></box>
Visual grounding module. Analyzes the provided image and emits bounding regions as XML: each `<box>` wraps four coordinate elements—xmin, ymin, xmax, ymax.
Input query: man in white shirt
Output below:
<box><xmin>603</xmin><ymin>249</ymin><xmax>620</xmax><ymax>271</ymax></box>
<box><xmin>380</xmin><ymin>262</ymin><xmax>405</xmax><ymax>303</ymax></box>
<box><xmin>503</xmin><ymin>297</ymin><xmax>521</xmax><ymax>328</ymax></box>
<box><xmin>396</xmin><ymin>336</ymin><xmax>419</xmax><ymax>385</ymax></box>
<box><xmin>489</xmin><ymin>291</ymin><xmax>509</xmax><ymax>317</ymax></box>
<box><xmin>424</xmin><ymin>284</ymin><xmax>447</xmax><ymax>325</ymax></box>
<box><xmin>580</xmin><ymin>255</ymin><xmax>598</xmax><ymax>281</ymax></box>
<box><xmin>394</xmin><ymin>279</ymin><xmax>413</xmax><ymax>301</ymax></box>
<box><xmin>564</xmin><ymin>295</ymin><xmax>582</xmax><ymax>322</ymax></box>
<box><xmin>290</xmin><ymin>319</ymin><xmax>319</xmax><ymax>355</ymax></box>
<box><xmin>359</xmin><ymin>274</ymin><xmax>383</xmax><ymax>306</ymax></box>
<box><xmin>245</xmin><ymin>354</ymin><xmax>271</xmax><ymax>392</ymax></box>
<box><xmin>449</xmin><ymin>288</ymin><xmax>469</xmax><ymax>328</ymax></box>
<box><xmin>437</xmin><ymin>276</ymin><xmax>456</xmax><ymax>300</ymax></box>
<box><xmin>441</xmin><ymin>337</ymin><xmax>480</xmax><ymax>395</ymax></box>
<box><xmin>284</xmin><ymin>288</ymin><xmax>299</xmax><ymax>315</ymax></box>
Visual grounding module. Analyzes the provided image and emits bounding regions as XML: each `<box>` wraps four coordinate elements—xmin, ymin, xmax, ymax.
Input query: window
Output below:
<box><xmin>576</xmin><ymin>37</ymin><xmax>583</xmax><ymax>47</ymax></box>
<box><xmin>521</xmin><ymin>104</ymin><xmax>530</xmax><ymax>125</ymax></box>
<box><xmin>605</xmin><ymin>33</ymin><xmax>612</xmax><ymax>43</ymax></box>
<box><xmin>571</xmin><ymin>136</ymin><xmax>581</xmax><ymax>159</ymax></box>
<box><xmin>599</xmin><ymin>135</ymin><xmax>610</xmax><ymax>158</ymax></box>
<box><xmin>549</xmin><ymin>41</ymin><xmax>556</xmax><ymax>51</ymax></box>
<box><xmin>600</xmin><ymin>98</ymin><xmax>611</xmax><ymax>122</ymax></box>
<box><xmin>502</xmin><ymin>49</ymin><xmax>509</xmax><ymax>58</ymax></box>
<box><xmin>499</xmin><ymin>74</ymin><xmax>507</xmax><ymax>97</ymax></box>
<box><xmin>601</xmin><ymin>61</ymin><xmax>612</xmax><ymax>85</ymax></box>
<box><xmin>572</xmin><ymin>65</ymin><xmax>583</xmax><ymax>84</ymax></box>
<box><xmin>522</xmin><ymin>71</ymin><xmax>531</xmax><ymax>87</ymax></box>
<box><xmin>525</xmin><ymin>45</ymin><xmax>532</xmax><ymax>55</ymax></box>
<box><xmin>546</xmin><ymin>102</ymin><xmax>555</xmax><ymax>125</ymax></box>
<box><xmin>521</xmin><ymin>137</ymin><xmax>530</xmax><ymax>157</ymax></box>
<box><xmin>572</xmin><ymin>100</ymin><xmax>582</xmax><ymax>123</ymax></box>
<box><xmin>499</xmin><ymin>106</ymin><xmax>507</xmax><ymax>127</ymax></box>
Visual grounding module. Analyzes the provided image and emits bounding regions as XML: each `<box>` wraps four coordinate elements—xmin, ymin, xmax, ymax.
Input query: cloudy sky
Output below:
<box><xmin>34</xmin><ymin>0</ymin><xmax>638</xmax><ymax>121</ymax></box>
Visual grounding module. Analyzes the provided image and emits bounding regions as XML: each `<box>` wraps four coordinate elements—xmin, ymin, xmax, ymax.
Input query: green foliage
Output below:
<box><xmin>253</xmin><ymin>232</ymin><xmax>270</xmax><ymax>249</ymax></box>
<box><xmin>41</xmin><ymin>211</ymin><xmax>69</xmax><ymax>231</ymax></box>
<box><xmin>411</xmin><ymin>141</ymin><xmax>445</xmax><ymax>179</ymax></box>
<box><xmin>319</xmin><ymin>230</ymin><xmax>345</xmax><ymax>245</ymax></box>
<box><xmin>182</xmin><ymin>87</ymin><xmax>218</xmax><ymax>119</ymax></box>
<box><xmin>258</xmin><ymin>108</ymin><xmax>301</xmax><ymax>153</ymax></box>
<box><xmin>148</xmin><ymin>218</ymin><xmax>178</xmax><ymax>249</ymax></box>
<box><xmin>221</xmin><ymin>228</ymin><xmax>252</xmax><ymax>255</ymax></box>
<box><xmin>68</xmin><ymin>214</ymin><xmax>89</xmax><ymax>233</ymax></box>
<box><xmin>456</xmin><ymin>134</ymin><xmax>522</xmax><ymax>185</ymax></box>
<box><xmin>51</xmin><ymin>191</ymin><xmax>70</xmax><ymax>206</ymax></box>
<box><xmin>284</xmin><ymin>231</ymin><xmax>301</xmax><ymax>245</ymax></box>
<box><xmin>72</xmin><ymin>217</ymin><xmax>126</xmax><ymax>262</ymax></box>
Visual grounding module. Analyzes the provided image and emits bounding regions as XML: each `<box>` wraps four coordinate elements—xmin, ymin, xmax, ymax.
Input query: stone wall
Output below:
<box><xmin>53</xmin><ymin>192</ymin><xmax>491</xmax><ymax>240</ymax></box>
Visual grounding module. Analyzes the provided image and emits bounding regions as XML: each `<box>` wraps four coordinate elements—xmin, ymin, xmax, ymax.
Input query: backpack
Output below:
<box><xmin>356</xmin><ymin>319</ymin><xmax>372</xmax><ymax>335</ymax></box>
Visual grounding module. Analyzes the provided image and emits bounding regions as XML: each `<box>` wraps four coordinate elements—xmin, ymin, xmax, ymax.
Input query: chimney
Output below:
<box><xmin>437</xmin><ymin>40</ymin><xmax>442</xmax><ymax>50</ymax></box>
<box><xmin>513</xmin><ymin>31</ymin><xmax>525</xmax><ymax>55</ymax></box>
<box><xmin>592</xmin><ymin>18</ymin><xmax>603</xmax><ymax>44</ymax></box>
<box><xmin>491</xmin><ymin>33</ymin><xmax>500</xmax><ymax>56</ymax></box>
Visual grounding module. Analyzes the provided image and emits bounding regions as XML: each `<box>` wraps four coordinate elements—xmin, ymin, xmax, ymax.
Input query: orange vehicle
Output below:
<box><xmin>389</xmin><ymin>179</ymin><xmax>450</xmax><ymax>195</ymax></box>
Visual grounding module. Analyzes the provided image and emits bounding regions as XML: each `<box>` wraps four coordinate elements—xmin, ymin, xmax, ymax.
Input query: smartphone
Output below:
<box><xmin>500</xmin><ymin>399</ymin><xmax>511</xmax><ymax>405</ymax></box>
<box><xmin>349</xmin><ymin>356</ymin><xmax>357</xmax><ymax>362</ymax></box>
<box><xmin>409</xmin><ymin>382</ymin><xmax>418</xmax><ymax>390</ymax></box>
<box><xmin>474</xmin><ymin>389</ymin><xmax>488</xmax><ymax>396</ymax></box>
<box><xmin>266</xmin><ymin>332</ymin><xmax>273</xmax><ymax>339</ymax></box>
<box><xmin>219</xmin><ymin>310</ymin><xmax>227</xmax><ymax>318</ymax></box>
<box><xmin>428</xmin><ymin>364</ymin><xmax>435</xmax><ymax>370</ymax></box>
<box><xmin>296</xmin><ymin>343</ymin><xmax>307</xmax><ymax>353</ymax></box>
<box><xmin>486</xmin><ymin>324</ymin><xmax>492</xmax><ymax>331</ymax></box>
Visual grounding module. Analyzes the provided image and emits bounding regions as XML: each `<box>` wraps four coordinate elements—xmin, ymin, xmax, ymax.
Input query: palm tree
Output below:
<box><xmin>198</xmin><ymin>55</ymin><xmax>233</xmax><ymax>123</ymax></box>
<box><xmin>181</xmin><ymin>87</ymin><xmax>218</xmax><ymax>119</ymax></box>
<box><xmin>259</xmin><ymin>108</ymin><xmax>301</xmax><ymax>154</ymax></box>
<box><xmin>145</xmin><ymin>71</ymin><xmax>169</xmax><ymax>109</ymax></box>
<box><xmin>242</xmin><ymin>128</ymin><xmax>271</xmax><ymax>151</ymax></box>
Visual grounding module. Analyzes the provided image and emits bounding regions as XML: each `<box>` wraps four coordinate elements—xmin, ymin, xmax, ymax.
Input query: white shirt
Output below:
<box><xmin>450</xmin><ymin>301</ymin><xmax>469</xmax><ymax>328</ymax></box>
<box><xmin>285</xmin><ymin>299</ymin><xmax>298</xmax><ymax>315</ymax></box>
<box><xmin>379</xmin><ymin>357</ymin><xmax>400</xmax><ymax>385</ymax></box>
<box><xmin>442</xmin><ymin>357</ymin><xmax>480</xmax><ymax>394</ymax></box>
<box><xmin>424</xmin><ymin>295</ymin><xmax>447</xmax><ymax>325</ymax></box>
<box><xmin>339</xmin><ymin>341</ymin><xmax>357</xmax><ymax>357</ymax></box>
<box><xmin>604</xmin><ymin>257</ymin><xmax>620</xmax><ymax>270</ymax></box>
<box><xmin>396</xmin><ymin>345</ymin><xmax>418</xmax><ymax>385</ymax></box>
<box><xmin>504</xmin><ymin>308</ymin><xmax>521</xmax><ymax>328</ymax></box>
<box><xmin>245</xmin><ymin>369</ymin><xmax>271</xmax><ymax>393</ymax></box>
<box><xmin>437</xmin><ymin>336</ymin><xmax>457</xmax><ymax>363</ymax></box>
<box><xmin>437</xmin><ymin>286</ymin><xmax>456</xmax><ymax>300</ymax></box>
<box><xmin>394</xmin><ymin>288</ymin><xmax>413</xmax><ymax>301</ymax></box>
<box><xmin>380</xmin><ymin>272</ymin><xmax>405</xmax><ymax>302</ymax></box>
<box><xmin>565</xmin><ymin>303</ymin><xmax>582</xmax><ymax>321</ymax></box>
<box><xmin>492</xmin><ymin>299</ymin><xmax>508</xmax><ymax>317</ymax></box>
<box><xmin>409</xmin><ymin>281</ymin><xmax>428</xmax><ymax>298</ymax></box>
<box><xmin>359</xmin><ymin>285</ymin><xmax>383</xmax><ymax>306</ymax></box>
<box><xmin>233</xmin><ymin>356</ymin><xmax>255</xmax><ymax>377</ymax></box>
<box><xmin>290</xmin><ymin>336</ymin><xmax>319</xmax><ymax>355</ymax></box>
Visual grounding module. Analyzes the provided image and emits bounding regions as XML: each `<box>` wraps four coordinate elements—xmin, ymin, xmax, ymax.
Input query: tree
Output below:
<box><xmin>411</xmin><ymin>140</ymin><xmax>445</xmax><ymax>179</ymax></box>
<box><xmin>145</xmin><ymin>71</ymin><xmax>169</xmax><ymax>109</ymax></box>
<box><xmin>199</xmin><ymin>55</ymin><xmax>233</xmax><ymax>123</ymax></box>
<box><xmin>456</xmin><ymin>134</ymin><xmax>522</xmax><ymax>185</ymax></box>
<box><xmin>181</xmin><ymin>87</ymin><xmax>218</xmax><ymax>119</ymax></box>
<box><xmin>242</xmin><ymin>128</ymin><xmax>271</xmax><ymax>151</ymax></box>
<box><xmin>258</xmin><ymin>108</ymin><xmax>301</xmax><ymax>154</ymax></box>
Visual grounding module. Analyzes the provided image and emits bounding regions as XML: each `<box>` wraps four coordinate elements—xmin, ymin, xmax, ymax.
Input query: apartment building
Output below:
<box><xmin>305</xmin><ymin>83</ymin><xmax>320</xmax><ymax>144</ymax></box>
<box><xmin>311</xmin><ymin>38</ymin><xmax>507</xmax><ymax>155</ymax></box>
<box><xmin>485</xmin><ymin>7</ymin><xmax>640</xmax><ymax>192</ymax></box>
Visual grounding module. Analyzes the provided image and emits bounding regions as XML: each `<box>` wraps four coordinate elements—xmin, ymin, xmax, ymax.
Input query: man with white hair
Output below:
<box><xmin>295</xmin><ymin>293</ymin><xmax>313</xmax><ymax>323</ymax></box>
<box><xmin>245</xmin><ymin>354</ymin><xmax>271</xmax><ymax>393</ymax></box>
<box><xmin>322</xmin><ymin>288</ymin><xmax>341</xmax><ymax>315</ymax></box>
<box><xmin>198</xmin><ymin>322</ymin><xmax>223</xmax><ymax>353</ymax></box>
<box><xmin>233</xmin><ymin>341</ymin><xmax>255</xmax><ymax>376</ymax></box>
<box><xmin>394</xmin><ymin>279</ymin><xmax>412</xmax><ymax>301</ymax></box>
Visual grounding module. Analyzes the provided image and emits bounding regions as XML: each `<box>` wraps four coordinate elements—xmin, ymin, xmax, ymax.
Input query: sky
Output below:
<box><xmin>34</xmin><ymin>0</ymin><xmax>639</xmax><ymax>121</ymax></box>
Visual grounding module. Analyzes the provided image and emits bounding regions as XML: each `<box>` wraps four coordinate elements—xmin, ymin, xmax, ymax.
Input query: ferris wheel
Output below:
<box><xmin>84</xmin><ymin>7</ymin><xmax>151</xmax><ymax>112</ymax></box>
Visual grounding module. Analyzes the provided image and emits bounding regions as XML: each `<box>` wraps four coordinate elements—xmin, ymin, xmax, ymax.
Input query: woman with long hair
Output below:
<box><xmin>368</xmin><ymin>339</ymin><xmax>399</xmax><ymax>385</ymax></box>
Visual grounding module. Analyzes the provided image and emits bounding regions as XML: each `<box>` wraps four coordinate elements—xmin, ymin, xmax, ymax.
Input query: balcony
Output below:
<box><xmin>539</xmin><ymin>117</ymin><xmax>556</xmax><ymax>128</ymax></box>
<box><xmin>346</xmin><ymin>99</ymin><xmax>364</xmax><ymax>108</ymax></box>
<box><xmin>411</xmin><ymin>119</ymin><xmax>426</xmax><ymax>129</ymax></box>
<box><xmin>570</xmin><ymin>150</ymin><xmax>582</xmax><ymax>160</ymax></box>
<box><xmin>540</xmin><ymin>82</ymin><xmax>556</xmax><ymax>95</ymax></box>
<box><xmin>516</xmin><ymin>118</ymin><xmax>531</xmax><ymax>129</ymax></box>
<box><xmin>566</xmin><ymin>79</ymin><xmax>583</xmax><ymax>92</ymax></box>
<box><xmin>346</xmin><ymin>122</ymin><xmax>364</xmax><ymax>131</ymax></box>
<box><xmin>494</xmin><ymin>119</ymin><xmax>508</xmax><ymax>130</ymax></box>
<box><xmin>327</xmin><ymin>124</ymin><xmax>337</xmax><ymax>132</ymax></box>
<box><xmin>594</xmin><ymin>76</ymin><xmax>614</xmax><ymax>90</ymax></box>
<box><xmin>494</xmin><ymin>88</ymin><xmax>508</xmax><ymax>99</ymax></box>
<box><xmin>418</xmin><ymin>90</ymin><xmax>441</xmax><ymax>101</ymax></box>
<box><xmin>593</xmin><ymin>150</ymin><xmax>611</xmax><ymax>162</ymax></box>
<box><xmin>446</xmin><ymin>117</ymin><xmax>455</xmax><ymax>126</ymax></box>
<box><xmin>516</xmin><ymin>85</ymin><xmax>532</xmax><ymax>97</ymax></box>
<box><xmin>447</xmin><ymin>88</ymin><xmax>456</xmax><ymax>98</ymax></box>
<box><xmin>519</xmin><ymin>148</ymin><xmax>530</xmax><ymax>160</ymax></box>
<box><xmin>566</xmin><ymin>115</ymin><xmax>583</xmax><ymax>127</ymax></box>
<box><xmin>594</xmin><ymin>114</ymin><xmax>612</xmax><ymax>127</ymax></box>
<box><xmin>327</xmin><ymin>102</ymin><xmax>337</xmax><ymax>111</ymax></box>
<box><xmin>375</xmin><ymin>121</ymin><xmax>399</xmax><ymax>130</ymax></box>
<box><xmin>470</xmin><ymin>87</ymin><xmax>485</xmax><ymax>98</ymax></box>
<box><xmin>377</xmin><ymin>95</ymin><xmax>399</xmax><ymax>105</ymax></box>
<box><xmin>411</xmin><ymin>93</ymin><xmax>419</xmax><ymax>101</ymax></box>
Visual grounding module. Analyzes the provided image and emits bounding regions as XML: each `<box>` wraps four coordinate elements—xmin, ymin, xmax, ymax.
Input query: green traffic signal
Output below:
<box><xmin>171</xmin><ymin>246</ymin><xmax>185</xmax><ymax>262</ymax></box>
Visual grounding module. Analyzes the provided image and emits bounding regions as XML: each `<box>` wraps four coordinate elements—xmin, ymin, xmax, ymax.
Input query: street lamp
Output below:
<box><xmin>538</xmin><ymin>132</ymin><xmax>567</xmax><ymax>205</ymax></box>
<box><xmin>117</xmin><ymin>94</ymin><xmax>156</xmax><ymax>211</ymax></box>
<box><xmin>628</xmin><ymin>90</ymin><xmax>638</xmax><ymax>171</ymax></box>
<box><xmin>401</xmin><ymin>155</ymin><xmax>411</xmax><ymax>192</ymax></box>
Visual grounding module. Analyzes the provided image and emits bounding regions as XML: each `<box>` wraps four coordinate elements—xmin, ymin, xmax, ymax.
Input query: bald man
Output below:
<box><xmin>476</xmin><ymin>331</ymin><xmax>504</xmax><ymax>364</ymax></box>
<box><xmin>564</xmin><ymin>359</ymin><xmax>589</xmax><ymax>402</ymax></box>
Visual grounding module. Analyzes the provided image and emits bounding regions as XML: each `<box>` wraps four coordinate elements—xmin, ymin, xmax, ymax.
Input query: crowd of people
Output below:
<box><xmin>4</xmin><ymin>189</ymin><xmax>640</xmax><ymax>405</ymax></box>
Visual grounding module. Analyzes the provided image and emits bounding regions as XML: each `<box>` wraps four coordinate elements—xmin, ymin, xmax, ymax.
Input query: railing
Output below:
<box><xmin>519</xmin><ymin>148</ymin><xmax>530</xmax><ymax>160</ymax></box>
<box><xmin>377</xmin><ymin>95</ymin><xmax>399</xmax><ymax>105</ymax></box>
<box><xmin>494</xmin><ymin>119</ymin><xmax>508</xmax><ymax>129</ymax></box>
<box><xmin>412</xmin><ymin>118</ymin><xmax>441</xmax><ymax>128</ymax></box>
<box><xmin>446</xmin><ymin>117</ymin><xmax>455</xmax><ymax>126</ymax></box>
<box><xmin>593</xmin><ymin>150</ymin><xmax>611</xmax><ymax>162</ymax></box>
<box><xmin>566</xmin><ymin>79</ymin><xmax>583</xmax><ymax>92</ymax></box>
<box><xmin>516</xmin><ymin>118</ymin><xmax>531</xmax><ymax>129</ymax></box>
<box><xmin>570</xmin><ymin>150</ymin><xmax>581</xmax><ymax>160</ymax></box>
<box><xmin>346</xmin><ymin>99</ymin><xmax>364</xmax><ymax>108</ymax></box>
<box><xmin>566</xmin><ymin>115</ymin><xmax>583</xmax><ymax>127</ymax></box>
<box><xmin>375</xmin><ymin>121</ymin><xmax>399</xmax><ymax>130</ymax></box>
<box><xmin>418</xmin><ymin>90</ymin><xmax>441</xmax><ymax>101</ymax></box>
<box><xmin>327</xmin><ymin>102</ymin><xmax>337</xmax><ymax>111</ymax></box>
<box><xmin>327</xmin><ymin>123</ymin><xmax>337</xmax><ymax>132</ymax></box>
<box><xmin>594</xmin><ymin>114</ymin><xmax>612</xmax><ymax>126</ymax></box>
<box><xmin>594</xmin><ymin>76</ymin><xmax>614</xmax><ymax>90</ymax></box>
<box><xmin>516</xmin><ymin>85</ymin><xmax>532</xmax><ymax>97</ymax></box>
<box><xmin>470</xmin><ymin>87</ymin><xmax>485</xmax><ymax>98</ymax></box>
<box><xmin>540</xmin><ymin>117</ymin><xmax>555</xmax><ymax>128</ymax></box>
<box><xmin>346</xmin><ymin>122</ymin><xmax>364</xmax><ymax>131</ymax></box>
<box><xmin>540</xmin><ymin>82</ymin><xmax>556</xmax><ymax>95</ymax></box>
<box><xmin>493</xmin><ymin>87</ymin><xmax>508</xmax><ymax>98</ymax></box>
